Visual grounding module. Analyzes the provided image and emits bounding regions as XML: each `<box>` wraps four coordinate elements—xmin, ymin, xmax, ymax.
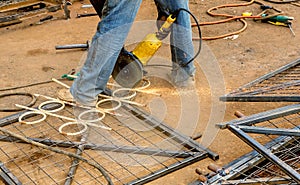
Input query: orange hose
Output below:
<box><xmin>192</xmin><ymin>0</ymin><xmax>280</xmax><ymax>40</ymax></box>
<box><xmin>193</xmin><ymin>19</ymin><xmax>248</xmax><ymax>40</ymax></box>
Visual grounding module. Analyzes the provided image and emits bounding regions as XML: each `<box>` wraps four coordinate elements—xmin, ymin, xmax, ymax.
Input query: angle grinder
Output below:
<box><xmin>112</xmin><ymin>13</ymin><xmax>177</xmax><ymax>88</ymax></box>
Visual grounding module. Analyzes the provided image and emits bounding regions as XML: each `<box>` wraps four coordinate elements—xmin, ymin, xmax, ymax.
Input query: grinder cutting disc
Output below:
<box><xmin>112</xmin><ymin>49</ymin><xmax>144</xmax><ymax>88</ymax></box>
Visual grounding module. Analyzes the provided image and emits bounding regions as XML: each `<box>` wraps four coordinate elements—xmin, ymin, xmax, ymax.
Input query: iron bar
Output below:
<box><xmin>76</xmin><ymin>13</ymin><xmax>98</xmax><ymax>18</ymax></box>
<box><xmin>240</xmin><ymin>126</ymin><xmax>300</xmax><ymax>137</ymax></box>
<box><xmin>64</xmin><ymin>132</ymin><xmax>87</xmax><ymax>185</ymax></box>
<box><xmin>220</xmin><ymin>95</ymin><xmax>300</xmax><ymax>102</ymax></box>
<box><xmin>123</xmin><ymin>104</ymin><xmax>219</xmax><ymax>160</ymax></box>
<box><xmin>126</xmin><ymin>152</ymin><xmax>209</xmax><ymax>185</ymax></box>
<box><xmin>227</xmin><ymin>124</ymin><xmax>300</xmax><ymax>183</ymax></box>
<box><xmin>55</xmin><ymin>43</ymin><xmax>89</xmax><ymax>50</ymax></box>
<box><xmin>217</xmin><ymin>104</ymin><xmax>300</xmax><ymax>129</ymax></box>
<box><xmin>221</xmin><ymin>177</ymin><xmax>294</xmax><ymax>185</ymax></box>
<box><xmin>0</xmin><ymin>135</ymin><xmax>194</xmax><ymax>158</ymax></box>
<box><xmin>0</xmin><ymin>162</ymin><xmax>22</xmax><ymax>185</ymax></box>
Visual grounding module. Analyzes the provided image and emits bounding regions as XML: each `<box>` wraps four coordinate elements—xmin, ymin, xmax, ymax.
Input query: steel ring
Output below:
<box><xmin>96</xmin><ymin>99</ymin><xmax>122</xmax><ymax>111</ymax></box>
<box><xmin>38</xmin><ymin>100</ymin><xmax>65</xmax><ymax>113</ymax></box>
<box><xmin>78</xmin><ymin>109</ymin><xmax>105</xmax><ymax>123</ymax></box>
<box><xmin>0</xmin><ymin>92</ymin><xmax>37</xmax><ymax>112</ymax></box>
<box><xmin>58</xmin><ymin>122</ymin><xmax>88</xmax><ymax>136</ymax></box>
<box><xmin>18</xmin><ymin>111</ymin><xmax>47</xmax><ymax>125</ymax></box>
<box><xmin>112</xmin><ymin>88</ymin><xmax>137</xmax><ymax>100</ymax></box>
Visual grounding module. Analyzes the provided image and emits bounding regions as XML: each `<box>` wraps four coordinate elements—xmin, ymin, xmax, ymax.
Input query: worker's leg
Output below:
<box><xmin>70</xmin><ymin>0</ymin><xmax>142</xmax><ymax>106</ymax></box>
<box><xmin>160</xmin><ymin>0</ymin><xmax>196</xmax><ymax>86</ymax></box>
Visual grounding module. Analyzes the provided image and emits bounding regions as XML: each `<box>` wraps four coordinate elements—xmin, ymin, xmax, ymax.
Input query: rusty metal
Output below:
<box><xmin>0</xmin><ymin>0</ymin><xmax>60</xmax><ymax>28</ymax></box>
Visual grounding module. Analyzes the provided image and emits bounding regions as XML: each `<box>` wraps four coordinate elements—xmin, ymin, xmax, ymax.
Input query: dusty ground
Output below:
<box><xmin>0</xmin><ymin>0</ymin><xmax>299</xmax><ymax>184</ymax></box>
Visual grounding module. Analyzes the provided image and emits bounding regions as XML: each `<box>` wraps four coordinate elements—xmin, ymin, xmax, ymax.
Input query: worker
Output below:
<box><xmin>63</xmin><ymin>0</ymin><xmax>196</xmax><ymax>107</ymax></box>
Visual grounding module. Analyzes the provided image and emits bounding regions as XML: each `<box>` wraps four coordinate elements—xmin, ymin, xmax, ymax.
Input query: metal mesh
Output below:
<box><xmin>207</xmin><ymin>104</ymin><xmax>300</xmax><ymax>185</ymax></box>
<box><xmin>221</xmin><ymin>58</ymin><xmax>300</xmax><ymax>102</ymax></box>
<box><xmin>0</xmin><ymin>98</ymin><xmax>212</xmax><ymax>185</ymax></box>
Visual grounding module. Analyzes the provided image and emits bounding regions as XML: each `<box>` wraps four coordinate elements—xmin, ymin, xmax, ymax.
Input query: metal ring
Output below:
<box><xmin>18</xmin><ymin>111</ymin><xmax>47</xmax><ymax>124</ymax></box>
<box><xmin>78</xmin><ymin>109</ymin><xmax>105</xmax><ymax>123</ymax></box>
<box><xmin>96</xmin><ymin>99</ymin><xmax>122</xmax><ymax>111</ymax></box>
<box><xmin>58</xmin><ymin>122</ymin><xmax>88</xmax><ymax>136</ymax></box>
<box><xmin>38</xmin><ymin>100</ymin><xmax>65</xmax><ymax>113</ymax></box>
<box><xmin>112</xmin><ymin>88</ymin><xmax>137</xmax><ymax>100</ymax></box>
<box><xmin>0</xmin><ymin>92</ymin><xmax>37</xmax><ymax>112</ymax></box>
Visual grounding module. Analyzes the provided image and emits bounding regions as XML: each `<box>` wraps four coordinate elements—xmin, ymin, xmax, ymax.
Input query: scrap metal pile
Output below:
<box><xmin>192</xmin><ymin>58</ymin><xmax>300</xmax><ymax>185</ymax></box>
<box><xmin>192</xmin><ymin>104</ymin><xmax>300</xmax><ymax>185</ymax></box>
<box><xmin>0</xmin><ymin>0</ymin><xmax>67</xmax><ymax>28</ymax></box>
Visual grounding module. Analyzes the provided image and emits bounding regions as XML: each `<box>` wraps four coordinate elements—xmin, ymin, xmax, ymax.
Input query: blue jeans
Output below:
<box><xmin>70</xmin><ymin>0</ymin><xmax>195</xmax><ymax>106</ymax></box>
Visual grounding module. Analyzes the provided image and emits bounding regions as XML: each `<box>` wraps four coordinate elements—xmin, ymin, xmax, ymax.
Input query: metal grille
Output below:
<box><xmin>204</xmin><ymin>104</ymin><xmax>300</xmax><ymax>185</ymax></box>
<box><xmin>0</xmin><ymin>98</ymin><xmax>216</xmax><ymax>185</ymax></box>
<box><xmin>220</xmin><ymin>58</ymin><xmax>300</xmax><ymax>102</ymax></box>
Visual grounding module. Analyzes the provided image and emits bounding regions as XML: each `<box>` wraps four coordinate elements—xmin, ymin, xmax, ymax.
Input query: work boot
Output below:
<box><xmin>58</xmin><ymin>88</ymin><xmax>75</xmax><ymax>103</ymax></box>
<box><xmin>168</xmin><ymin>67</ymin><xmax>195</xmax><ymax>88</ymax></box>
<box><xmin>57</xmin><ymin>88</ymin><xmax>112</xmax><ymax>103</ymax></box>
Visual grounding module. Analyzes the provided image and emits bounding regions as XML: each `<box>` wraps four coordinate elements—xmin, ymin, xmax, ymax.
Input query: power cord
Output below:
<box><xmin>145</xmin><ymin>8</ymin><xmax>202</xmax><ymax>69</ymax></box>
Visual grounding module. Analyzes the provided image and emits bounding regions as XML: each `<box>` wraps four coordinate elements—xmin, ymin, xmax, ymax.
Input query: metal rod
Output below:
<box><xmin>220</xmin><ymin>95</ymin><xmax>300</xmax><ymax>102</ymax></box>
<box><xmin>126</xmin><ymin>152</ymin><xmax>209</xmax><ymax>185</ymax></box>
<box><xmin>55</xmin><ymin>43</ymin><xmax>89</xmax><ymax>50</ymax></box>
<box><xmin>122</xmin><ymin>104</ymin><xmax>219</xmax><ymax>160</ymax></box>
<box><xmin>0</xmin><ymin>162</ymin><xmax>22</xmax><ymax>185</ymax></box>
<box><xmin>240</xmin><ymin>126</ymin><xmax>300</xmax><ymax>137</ymax></box>
<box><xmin>76</xmin><ymin>13</ymin><xmax>98</xmax><ymax>18</ymax></box>
<box><xmin>64</xmin><ymin>132</ymin><xmax>87</xmax><ymax>185</ymax></box>
<box><xmin>217</xmin><ymin>104</ymin><xmax>300</xmax><ymax>129</ymax></box>
<box><xmin>221</xmin><ymin>177</ymin><xmax>293</xmax><ymax>185</ymax></box>
<box><xmin>227</xmin><ymin>124</ymin><xmax>300</xmax><ymax>183</ymax></box>
<box><xmin>0</xmin><ymin>135</ymin><xmax>194</xmax><ymax>158</ymax></box>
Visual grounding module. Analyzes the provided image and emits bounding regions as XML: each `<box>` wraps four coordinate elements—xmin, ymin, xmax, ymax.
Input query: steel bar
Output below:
<box><xmin>227</xmin><ymin>124</ymin><xmax>300</xmax><ymax>183</ymax></box>
<box><xmin>55</xmin><ymin>43</ymin><xmax>88</xmax><ymax>50</ymax></box>
<box><xmin>76</xmin><ymin>13</ymin><xmax>98</xmax><ymax>18</ymax></box>
<box><xmin>123</xmin><ymin>104</ymin><xmax>219</xmax><ymax>160</ymax></box>
<box><xmin>0</xmin><ymin>162</ymin><xmax>22</xmax><ymax>185</ymax></box>
<box><xmin>240</xmin><ymin>126</ymin><xmax>300</xmax><ymax>137</ymax></box>
<box><xmin>220</xmin><ymin>95</ymin><xmax>300</xmax><ymax>102</ymax></box>
<box><xmin>221</xmin><ymin>177</ymin><xmax>293</xmax><ymax>185</ymax></box>
<box><xmin>217</xmin><ymin>104</ymin><xmax>300</xmax><ymax>129</ymax></box>
<box><xmin>126</xmin><ymin>152</ymin><xmax>209</xmax><ymax>185</ymax></box>
<box><xmin>64</xmin><ymin>132</ymin><xmax>87</xmax><ymax>185</ymax></box>
<box><xmin>0</xmin><ymin>135</ymin><xmax>194</xmax><ymax>158</ymax></box>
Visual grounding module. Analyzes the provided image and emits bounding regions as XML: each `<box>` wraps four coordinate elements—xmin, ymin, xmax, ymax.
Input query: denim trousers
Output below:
<box><xmin>70</xmin><ymin>0</ymin><xmax>195</xmax><ymax>106</ymax></box>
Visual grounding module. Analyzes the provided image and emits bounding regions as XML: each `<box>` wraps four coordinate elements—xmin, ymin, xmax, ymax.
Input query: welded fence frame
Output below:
<box><xmin>0</xmin><ymin>104</ymin><xmax>218</xmax><ymax>185</ymax></box>
<box><xmin>220</xmin><ymin>58</ymin><xmax>300</xmax><ymax>102</ymax></box>
<box><xmin>210</xmin><ymin>104</ymin><xmax>300</xmax><ymax>184</ymax></box>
